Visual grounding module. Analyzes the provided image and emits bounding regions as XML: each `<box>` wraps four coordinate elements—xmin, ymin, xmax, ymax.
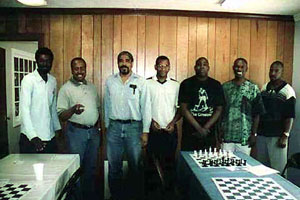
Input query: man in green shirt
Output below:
<box><xmin>221</xmin><ymin>58</ymin><xmax>265</xmax><ymax>155</ymax></box>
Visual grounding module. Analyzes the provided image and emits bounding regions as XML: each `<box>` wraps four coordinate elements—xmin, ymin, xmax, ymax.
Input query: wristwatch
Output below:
<box><xmin>283</xmin><ymin>132</ymin><xmax>290</xmax><ymax>137</ymax></box>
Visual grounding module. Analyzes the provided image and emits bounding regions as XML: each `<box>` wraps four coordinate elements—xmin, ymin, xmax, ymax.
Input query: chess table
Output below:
<box><xmin>178</xmin><ymin>151</ymin><xmax>300</xmax><ymax>200</ymax></box>
<box><xmin>0</xmin><ymin>154</ymin><xmax>80</xmax><ymax>200</ymax></box>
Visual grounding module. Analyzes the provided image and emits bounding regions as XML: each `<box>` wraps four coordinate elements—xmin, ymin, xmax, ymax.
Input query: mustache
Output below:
<box><xmin>120</xmin><ymin>65</ymin><xmax>129</xmax><ymax>69</ymax></box>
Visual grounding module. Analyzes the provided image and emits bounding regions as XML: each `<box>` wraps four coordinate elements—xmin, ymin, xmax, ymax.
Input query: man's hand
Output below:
<box><xmin>31</xmin><ymin>137</ymin><xmax>46</xmax><ymax>152</ymax></box>
<box><xmin>192</xmin><ymin>127</ymin><xmax>210</xmax><ymax>138</ymax></box>
<box><xmin>140</xmin><ymin>133</ymin><xmax>148</xmax><ymax>148</ymax></box>
<box><xmin>164</xmin><ymin>122</ymin><xmax>175</xmax><ymax>134</ymax></box>
<box><xmin>72</xmin><ymin>104</ymin><xmax>85</xmax><ymax>115</ymax></box>
<box><xmin>248</xmin><ymin>134</ymin><xmax>256</xmax><ymax>147</ymax></box>
<box><xmin>151</xmin><ymin>120</ymin><xmax>161</xmax><ymax>132</ymax></box>
<box><xmin>277</xmin><ymin>135</ymin><xmax>288</xmax><ymax>148</ymax></box>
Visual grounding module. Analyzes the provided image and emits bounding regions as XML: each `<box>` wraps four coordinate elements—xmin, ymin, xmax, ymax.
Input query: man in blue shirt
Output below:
<box><xmin>104</xmin><ymin>51</ymin><xmax>151</xmax><ymax>200</ymax></box>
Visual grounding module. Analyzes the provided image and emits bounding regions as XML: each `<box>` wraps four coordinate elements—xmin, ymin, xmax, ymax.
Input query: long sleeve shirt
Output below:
<box><xmin>20</xmin><ymin>70</ymin><xmax>61</xmax><ymax>141</ymax></box>
<box><xmin>104</xmin><ymin>73</ymin><xmax>151</xmax><ymax>133</ymax></box>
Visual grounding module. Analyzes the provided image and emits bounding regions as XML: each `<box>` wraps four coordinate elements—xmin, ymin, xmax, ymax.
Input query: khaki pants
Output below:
<box><xmin>256</xmin><ymin>135</ymin><xmax>288</xmax><ymax>174</ymax></box>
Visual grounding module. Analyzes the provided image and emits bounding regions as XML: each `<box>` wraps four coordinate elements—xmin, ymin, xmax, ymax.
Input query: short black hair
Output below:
<box><xmin>234</xmin><ymin>57</ymin><xmax>248</xmax><ymax>66</ymax></box>
<box><xmin>155</xmin><ymin>55</ymin><xmax>170</xmax><ymax>66</ymax></box>
<box><xmin>118</xmin><ymin>51</ymin><xmax>134</xmax><ymax>62</ymax></box>
<box><xmin>271</xmin><ymin>60</ymin><xmax>284</xmax><ymax>68</ymax></box>
<box><xmin>195</xmin><ymin>57</ymin><xmax>209</xmax><ymax>65</ymax></box>
<box><xmin>71</xmin><ymin>57</ymin><xmax>86</xmax><ymax>68</ymax></box>
<box><xmin>35</xmin><ymin>47</ymin><xmax>54</xmax><ymax>62</ymax></box>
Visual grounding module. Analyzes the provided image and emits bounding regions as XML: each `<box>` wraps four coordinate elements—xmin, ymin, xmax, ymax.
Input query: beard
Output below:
<box><xmin>37</xmin><ymin>65</ymin><xmax>51</xmax><ymax>75</ymax></box>
<box><xmin>119</xmin><ymin>65</ymin><xmax>130</xmax><ymax>75</ymax></box>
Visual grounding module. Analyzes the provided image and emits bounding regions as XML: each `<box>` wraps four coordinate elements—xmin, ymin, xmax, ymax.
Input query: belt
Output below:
<box><xmin>113</xmin><ymin>119</ymin><xmax>138</xmax><ymax>124</ymax></box>
<box><xmin>69</xmin><ymin>121</ymin><xmax>95</xmax><ymax>129</ymax></box>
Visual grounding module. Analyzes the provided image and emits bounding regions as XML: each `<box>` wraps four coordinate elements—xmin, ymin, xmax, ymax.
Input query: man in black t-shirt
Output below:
<box><xmin>179</xmin><ymin>57</ymin><xmax>225</xmax><ymax>151</ymax></box>
<box><xmin>257</xmin><ymin>61</ymin><xmax>296</xmax><ymax>174</ymax></box>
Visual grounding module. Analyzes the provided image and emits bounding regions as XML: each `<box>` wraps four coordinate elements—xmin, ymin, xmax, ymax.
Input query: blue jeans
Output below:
<box><xmin>66</xmin><ymin>122</ymin><xmax>100</xmax><ymax>199</ymax></box>
<box><xmin>107</xmin><ymin>120</ymin><xmax>144</xmax><ymax>200</ymax></box>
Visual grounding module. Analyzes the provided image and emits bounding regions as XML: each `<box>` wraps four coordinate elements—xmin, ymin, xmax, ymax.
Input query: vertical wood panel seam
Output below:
<box><xmin>175</xmin><ymin>16</ymin><xmax>178</xmax><ymax>79</ymax></box>
<box><xmin>187</xmin><ymin>17</ymin><xmax>190</xmax><ymax>74</ymax></box>
<box><xmin>144</xmin><ymin>16</ymin><xmax>146</xmax><ymax>76</ymax></box>
<box><xmin>62</xmin><ymin>15</ymin><xmax>65</xmax><ymax>82</ymax></box>
<box><xmin>214</xmin><ymin>18</ymin><xmax>217</xmax><ymax>78</ymax></box>
<box><xmin>80</xmin><ymin>15</ymin><xmax>82</xmax><ymax>57</ymax></box>
<box><xmin>120</xmin><ymin>15</ymin><xmax>123</xmax><ymax>50</ymax></box>
<box><xmin>92</xmin><ymin>15</ymin><xmax>95</xmax><ymax>82</ymax></box>
<box><xmin>112</xmin><ymin>16</ymin><xmax>115</xmax><ymax>74</ymax></box>
<box><xmin>264</xmin><ymin>21</ymin><xmax>269</xmax><ymax>84</ymax></box>
<box><xmin>136</xmin><ymin>15</ymin><xmax>139</xmax><ymax>74</ymax></box>
<box><xmin>158</xmin><ymin>15</ymin><xmax>160</xmax><ymax>55</ymax></box>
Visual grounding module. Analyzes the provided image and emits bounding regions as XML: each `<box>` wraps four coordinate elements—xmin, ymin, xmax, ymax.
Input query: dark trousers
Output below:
<box><xmin>146</xmin><ymin>126</ymin><xmax>178</xmax><ymax>191</ymax></box>
<box><xmin>19</xmin><ymin>133</ymin><xmax>57</xmax><ymax>153</ymax></box>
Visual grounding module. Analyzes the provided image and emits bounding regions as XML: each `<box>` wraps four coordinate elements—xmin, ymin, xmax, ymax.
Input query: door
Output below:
<box><xmin>0</xmin><ymin>47</ymin><xmax>9</xmax><ymax>158</ymax></box>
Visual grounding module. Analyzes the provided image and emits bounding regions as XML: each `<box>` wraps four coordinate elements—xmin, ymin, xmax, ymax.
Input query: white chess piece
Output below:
<box><xmin>199</xmin><ymin>150</ymin><xmax>202</xmax><ymax>158</ymax></box>
<box><xmin>194</xmin><ymin>150</ymin><xmax>197</xmax><ymax>158</ymax></box>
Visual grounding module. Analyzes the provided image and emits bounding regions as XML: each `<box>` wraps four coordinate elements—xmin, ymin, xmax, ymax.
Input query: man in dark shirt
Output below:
<box><xmin>257</xmin><ymin>61</ymin><xmax>296</xmax><ymax>174</ymax></box>
<box><xmin>179</xmin><ymin>57</ymin><xmax>225</xmax><ymax>151</ymax></box>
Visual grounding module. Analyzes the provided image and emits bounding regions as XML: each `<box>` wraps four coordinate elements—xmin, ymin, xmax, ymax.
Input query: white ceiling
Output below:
<box><xmin>1</xmin><ymin>0</ymin><xmax>300</xmax><ymax>16</ymax></box>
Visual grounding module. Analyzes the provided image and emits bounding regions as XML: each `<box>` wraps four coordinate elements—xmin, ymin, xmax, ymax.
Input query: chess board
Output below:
<box><xmin>190</xmin><ymin>151</ymin><xmax>247</xmax><ymax>168</ymax></box>
<box><xmin>0</xmin><ymin>183</ymin><xmax>31</xmax><ymax>200</ymax></box>
<box><xmin>213</xmin><ymin>177</ymin><xmax>297</xmax><ymax>200</ymax></box>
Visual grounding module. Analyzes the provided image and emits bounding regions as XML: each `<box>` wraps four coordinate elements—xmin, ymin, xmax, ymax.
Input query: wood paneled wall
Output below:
<box><xmin>1</xmin><ymin>14</ymin><xmax>294</xmax><ymax>93</ymax></box>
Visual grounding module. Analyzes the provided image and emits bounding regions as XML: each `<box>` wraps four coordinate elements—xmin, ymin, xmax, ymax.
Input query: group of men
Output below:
<box><xmin>19</xmin><ymin>47</ymin><xmax>296</xmax><ymax>200</ymax></box>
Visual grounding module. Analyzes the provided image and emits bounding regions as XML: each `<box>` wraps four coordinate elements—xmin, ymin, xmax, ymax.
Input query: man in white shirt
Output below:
<box><xmin>57</xmin><ymin>57</ymin><xmax>101</xmax><ymax>199</ymax></box>
<box><xmin>104</xmin><ymin>51</ymin><xmax>151</xmax><ymax>200</ymax></box>
<box><xmin>19</xmin><ymin>47</ymin><xmax>61</xmax><ymax>153</ymax></box>
<box><xmin>146</xmin><ymin>55</ymin><xmax>181</xmax><ymax>192</ymax></box>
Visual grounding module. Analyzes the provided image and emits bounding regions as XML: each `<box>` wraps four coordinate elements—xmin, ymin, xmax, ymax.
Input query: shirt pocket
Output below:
<box><xmin>127</xmin><ymin>85</ymin><xmax>140</xmax><ymax>100</ymax></box>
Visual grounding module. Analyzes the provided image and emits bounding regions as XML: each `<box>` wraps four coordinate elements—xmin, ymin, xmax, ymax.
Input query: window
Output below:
<box><xmin>11</xmin><ymin>48</ymin><xmax>36</xmax><ymax>127</ymax></box>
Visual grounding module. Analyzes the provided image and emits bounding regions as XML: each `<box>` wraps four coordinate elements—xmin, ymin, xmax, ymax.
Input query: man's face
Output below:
<box><xmin>269</xmin><ymin>64</ymin><xmax>283</xmax><ymax>81</ymax></box>
<box><xmin>155</xmin><ymin>59</ymin><xmax>170</xmax><ymax>78</ymax></box>
<box><xmin>71</xmin><ymin>60</ymin><xmax>86</xmax><ymax>82</ymax></box>
<box><xmin>194</xmin><ymin>58</ymin><xmax>209</xmax><ymax>78</ymax></box>
<box><xmin>36</xmin><ymin>54</ymin><xmax>52</xmax><ymax>75</ymax></box>
<box><xmin>233</xmin><ymin>60</ymin><xmax>247</xmax><ymax>78</ymax></box>
<box><xmin>118</xmin><ymin>54</ymin><xmax>133</xmax><ymax>75</ymax></box>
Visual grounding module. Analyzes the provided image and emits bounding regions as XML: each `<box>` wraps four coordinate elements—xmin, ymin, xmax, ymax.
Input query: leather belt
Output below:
<box><xmin>113</xmin><ymin>119</ymin><xmax>137</xmax><ymax>124</ymax></box>
<box><xmin>69</xmin><ymin>121</ymin><xmax>95</xmax><ymax>129</ymax></box>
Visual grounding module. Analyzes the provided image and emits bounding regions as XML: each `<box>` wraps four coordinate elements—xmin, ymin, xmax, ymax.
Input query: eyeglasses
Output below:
<box><xmin>156</xmin><ymin>65</ymin><xmax>170</xmax><ymax>69</ymax></box>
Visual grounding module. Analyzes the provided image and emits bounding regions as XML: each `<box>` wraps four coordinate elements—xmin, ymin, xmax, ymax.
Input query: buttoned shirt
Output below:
<box><xmin>57</xmin><ymin>78</ymin><xmax>100</xmax><ymax>126</ymax></box>
<box><xmin>104</xmin><ymin>73</ymin><xmax>151</xmax><ymax>133</ymax></box>
<box><xmin>20</xmin><ymin>70</ymin><xmax>61</xmax><ymax>141</ymax></box>
<box><xmin>147</xmin><ymin>76</ymin><xmax>179</xmax><ymax>128</ymax></box>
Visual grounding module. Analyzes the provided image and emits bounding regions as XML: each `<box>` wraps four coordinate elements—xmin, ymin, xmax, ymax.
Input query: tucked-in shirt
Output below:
<box><xmin>222</xmin><ymin>80</ymin><xmax>265</xmax><ymax>143</ymax></box>
<box><xmin>258</xmin><ymin>81</ymin><xmax>296</xmax><ymax>137</ymax></box>
<box><xmin>20</xmin><ymin>70</ymin><xmax>61</xmax><ymax>141</ymax></box>
<box><xmin>104</xmin><ymin>73</ymin><xmax>151</xmax><ymax>133</ymax></box>
<box><xmin>57</xmin><ymin>78</ymin><xmax>100</xmax><ymax>126</ymax></box>
<box><xmin>147</xmin><ymin>76</ymin><xmax>179</xmax><ymax>128</ymax></box>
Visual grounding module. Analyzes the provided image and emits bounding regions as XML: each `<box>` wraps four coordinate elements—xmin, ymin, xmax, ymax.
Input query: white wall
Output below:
<box><xmin>290</xmin><ymin>13</ymin><xmax>300</xmax><ymax>186</ymax></box>
<box><xmin>0</xmin><ymin>41</ymin><xmax>38</xmax><ymax>153</ymax></box>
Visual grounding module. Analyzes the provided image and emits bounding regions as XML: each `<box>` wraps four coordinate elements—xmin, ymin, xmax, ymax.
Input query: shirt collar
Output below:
<box><xmin>70</xmin><ymin>77</ymin><xmax>87</xmax><ymax>86</ymax></box>
<box><xmin>114</xmin><ymin>72</ymin><xmax>139</xmax><ymax>79</ymax></box>
<box><xmin>33</xmin><ymin>69</ymin><xmax>49</xmax><ymax>82</ymax></box>
<box><xmin>153</xmin><ymin>75</ymin><xmax>170</xmax><ymax>84</ymax></box>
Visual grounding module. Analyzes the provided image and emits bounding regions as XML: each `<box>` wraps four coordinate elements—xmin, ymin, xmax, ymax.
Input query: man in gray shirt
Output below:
<box><xmin>104</xmin><ymin>51</ymin><xmax>151</xmax><ymax>200</ymax></box>
<box><xmin>57</xmin><ymin>57</ymin><xmax>101</xmax><ymax>199</ymax></box>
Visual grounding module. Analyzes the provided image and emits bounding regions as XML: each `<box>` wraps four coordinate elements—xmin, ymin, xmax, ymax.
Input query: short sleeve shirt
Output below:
<box><xmin>258</xmin><ymin>81</ymin><xmax>296</xmax><ymax>137</ymax></box>
<box><xmin>179</xmin><ymin>76</ymin><xmax>225</xmax><ymax>126</ymax></box>
<box><xmin>222</xmin><ymin>80</ymin><xmax>265</xmax><ymax>143</ymax></box>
